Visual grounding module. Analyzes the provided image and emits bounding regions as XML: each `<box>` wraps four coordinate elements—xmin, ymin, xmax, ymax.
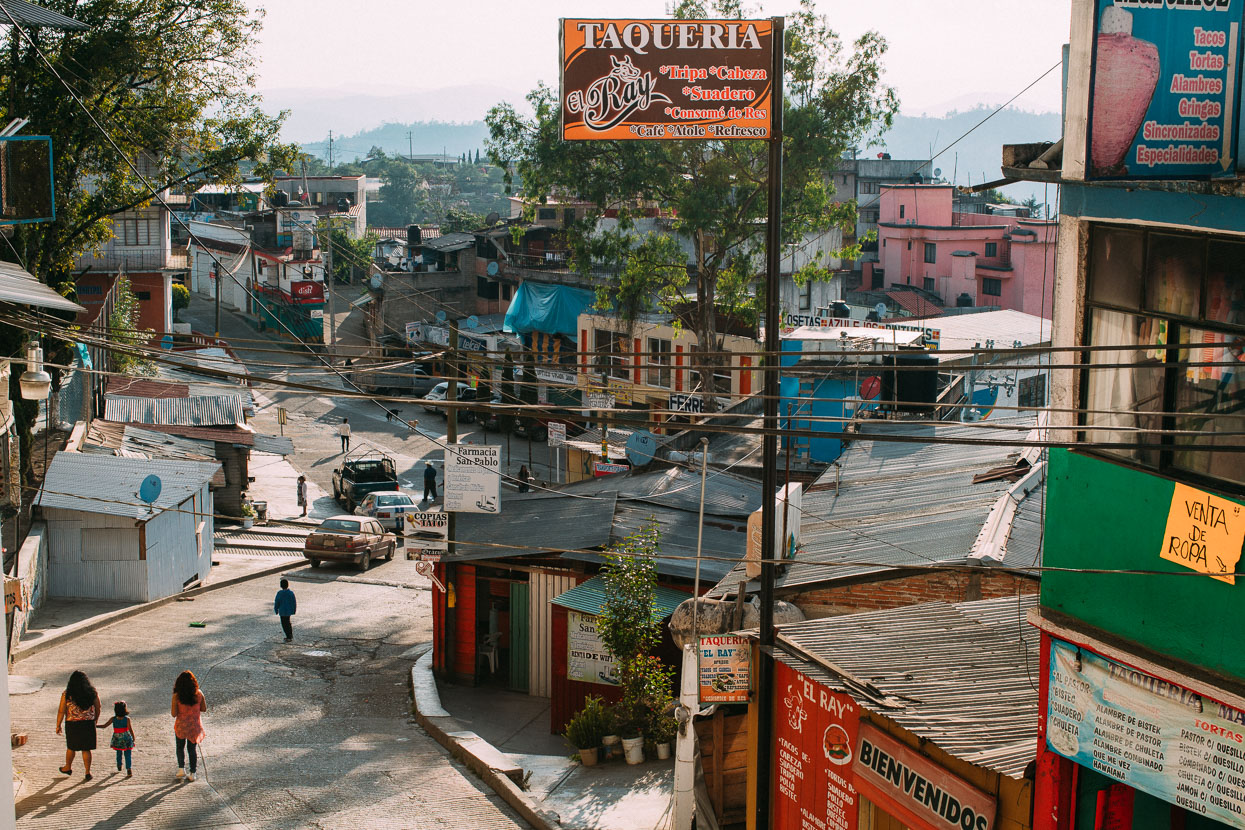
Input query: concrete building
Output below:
<box><xmin>871</xmin><ymin>184</ymin><xmax>1057</xmax><ymax>316</ymax></box>
<box><xmin>34</xmin><ymin>453</ymin><xmax>219</xmax><ymax>602</ymax></box>
<box><xmin>272</xmin><ymin>175</ymin><xmax>367</xmax><ymax>237</ymax></box>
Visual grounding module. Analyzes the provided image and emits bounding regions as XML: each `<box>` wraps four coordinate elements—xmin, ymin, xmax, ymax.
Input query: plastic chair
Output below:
<box><xmin>478</xmin><ymin>632</ymin><xmax>501</xmax><ymax>675</ymax></box>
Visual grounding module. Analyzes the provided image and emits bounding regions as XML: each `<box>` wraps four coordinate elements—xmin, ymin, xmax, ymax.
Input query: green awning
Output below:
<box><xmin>550</xmin><ymin>576</ymin><xmax>689</xmax><ymax>621</ymax></box>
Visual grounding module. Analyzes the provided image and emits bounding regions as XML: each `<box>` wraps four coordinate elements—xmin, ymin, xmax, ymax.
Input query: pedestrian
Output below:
<box><xmin>338</xmin><ymin>418</ymin><xmax>351</xmax><ymax>453</ymax></box>
<box><xmin>517</xmin><ymin>465</ymin><xmax>530</xmax><ymax>493</ymax></box>
<box><xmin>296</xmin><ymin>474</ymin><xmax>308</xmax><ymax>518</ymax></box>
<box><xmin>97</xmin><ymin>700</ymin><xmax>136</xmax><ymax>777</ymax></box>
<box><xmin>55</xmin><ymin>670</ymin><xmax>101</xmax><ymax>780</ymax></box>
<box><xmin>171</xmin><ymin>670</ymin><xmax>208</xmax><ymax>782</ymax></box>
<box><xmin>274</xmin><ymin>578</ymin><xmax>297</xmax><ymax>642</ymax></box>
<box><xmin>423</xmin><ymin>461</ymin><xmax>438</xmax><ymax>502</ymax></box>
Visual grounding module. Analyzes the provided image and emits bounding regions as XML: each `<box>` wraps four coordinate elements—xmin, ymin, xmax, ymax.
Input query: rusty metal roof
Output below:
<box><xmin>775</xmin><ymin>594</ymin><xmax>1039</xmax><ymax>779</ymax></box>
<box><xmin>104</xmin><ymin>394</ymin><xmax>244</xmax><ymax>427</ymax></box>
<box><xmin>106</xmin><ymin>377</ymin><xmax>190</xmax><ymax>399</ymax></box>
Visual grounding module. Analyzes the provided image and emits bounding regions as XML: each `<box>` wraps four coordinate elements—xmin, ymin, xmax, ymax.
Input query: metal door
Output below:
<box><xmin>508</xmin><ymin>582</ymin><xmax>529</xmax><ymax>693</ymax></box>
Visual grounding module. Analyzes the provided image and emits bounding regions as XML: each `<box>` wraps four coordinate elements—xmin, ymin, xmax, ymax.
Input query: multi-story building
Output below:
<box><xmin>1005</xmin><ymin>1</ymin><xmax>1245</xmax><ymax>827</ymax></box>
<box><xmin>272</xmin><ymin>175</ymin><xmax>367</xmax><ymax>238</ymax></box>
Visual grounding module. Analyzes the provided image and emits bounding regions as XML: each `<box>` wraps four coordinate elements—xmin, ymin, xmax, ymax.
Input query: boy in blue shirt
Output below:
<box><xmin>274</xmin><ymin>579</ymin><xmax>297</xmax><ymax>642</ymax></box>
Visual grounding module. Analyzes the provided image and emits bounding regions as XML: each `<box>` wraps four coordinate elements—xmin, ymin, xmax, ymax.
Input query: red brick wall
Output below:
<box><xmin>788</xmin><ymin>571</ymin><xmax>1038</xmax><ymax>618</ymax></box>
<box><xmin>128</xmin><ymin>273</ymin><xmax>168</xmax><ymax>333</ymax></box>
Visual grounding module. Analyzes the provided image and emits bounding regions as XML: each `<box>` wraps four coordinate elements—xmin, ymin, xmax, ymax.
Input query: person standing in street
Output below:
<box><xmin>338</xmin><ymin>418</ymin><xmax>351</xmax><ymax>453</ymax></box>
<box><xmin>274</xmin><ymin>578</ymin><xmax>296</xmax><ymax>642</ymax></box>
<box><xmin>423</xmin><ymin>461</ymin><xmax>438</xmax><ymax>502</ymax></box>
<box><xmin>97</xmin><ymin>700</ymin><xmax>137</xmax><ymax>777</ymax></box>
<box><xmin>296</xmin><ymin>475</ymin><xmax>308</xmax><ymax>517</ymax></box>
<box><xmin>171</xmin><ymin>670</ymin><xmax>207</xmax><ymax>782</ymax></box>
<box><xmin>55</xmin><ymin>670</ymin><xmax>101</xmax><ymax>780</ymax></box>
<box><xmin>517</xmin><ymin>465</ymin><xmax>530</xmax><ymax>493</ymax></box>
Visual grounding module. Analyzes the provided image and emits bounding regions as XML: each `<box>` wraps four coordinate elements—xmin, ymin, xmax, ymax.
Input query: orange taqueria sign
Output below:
<box><xmin>560</xmin><ymin>19</ymin><xmax>775</xmax><ymax>141</ymax></box>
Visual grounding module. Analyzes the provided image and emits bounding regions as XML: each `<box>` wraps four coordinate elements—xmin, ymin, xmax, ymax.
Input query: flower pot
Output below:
<box><xmin>601</xmin><ymin>734</ymin><xmax>621</xmax><ymax>761</ymax></box>
<box><xmin>622</xmin><ymin>735</ymin><xmax>645</xmax><ymax>765</ymax></box>
<box><xmin>579</xmin><ymin>747</ymin><xmax>599</xmax><ymax>766</ymax></box>
<box><xmin>656</xmin><ymin>742</ymin><xmax>671</xmax><ymax>760</ymax></box>
<box><xmin>241</xmin><ymin>518</ymin><xmax>254</xmax><ymax>529</ymax></box>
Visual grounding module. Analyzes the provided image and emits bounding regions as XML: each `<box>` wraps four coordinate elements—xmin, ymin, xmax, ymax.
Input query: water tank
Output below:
<box><xmin>272</xmin><ymin>190</ymin><xmax>289</xmax><ymax>207</ymax></box>
<box><xmin>407</xmin><ymin>224</ymin><xmax>422</xmax><ymax>247</ymax></box>
<box><xmin>336</xmin><ymin>196</ymin><xmax>351</xmax><ymax>212</ymax></box>
<box><xmin>882</xmin><ymin>353</ymin><xmax>939</xmax><ymax>412</ymax></box>
<box><xmin>830</xmin><ymin>301</ymin><xmax>850</xmax><ymax>318</ymax></box>
<box><xmin>956</xmin><ymin>292</ymin><xmax>974</xmax><ymax>307</ymax></box>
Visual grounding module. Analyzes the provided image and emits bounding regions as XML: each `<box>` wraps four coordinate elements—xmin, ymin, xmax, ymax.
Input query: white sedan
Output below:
<box><xmin>354</xmin><ymin>491</ymin><xmax>419</xmax><ymax>531</ymax></box>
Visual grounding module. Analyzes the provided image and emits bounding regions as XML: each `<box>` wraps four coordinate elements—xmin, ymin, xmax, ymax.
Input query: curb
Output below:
<box><xmin>12</xmin><ymin>558</ymin><xmax>305</xmax><ymax>662</ymax></box>
<box><xmin>410</xmin><ymin>652</ymin><xmax>563</xmax><ymax>830</ymax></box>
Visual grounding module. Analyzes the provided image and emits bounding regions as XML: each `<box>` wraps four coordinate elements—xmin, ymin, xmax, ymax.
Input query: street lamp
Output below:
<box><xmin>18</xmin><ymin>340</ymin><xmax>50</xmax><ymax>401</ymax></box>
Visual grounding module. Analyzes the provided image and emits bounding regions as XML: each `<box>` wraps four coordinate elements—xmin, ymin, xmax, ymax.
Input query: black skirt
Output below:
<box><xmin>65</xmin><ymin>720</ymin><xmax>96</xmax><ymax>752</ymax></box>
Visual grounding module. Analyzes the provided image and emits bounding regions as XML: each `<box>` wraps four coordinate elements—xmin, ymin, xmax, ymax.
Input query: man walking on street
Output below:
<box><xmin>296</xmin><ymin>475</ymin><xmax>308</xmax><ymax>517</ymax></box>
<box><xmin>423</xmin><ymin>461</ymin><xmax>438</xmax><ymax>503</ymax></box>
<box><xmin>338</xmin><ymin>418</ymin><xmax>351</xmax><ymax>453</ymax></box>
<box><xmin>274</xmin><ymin>579</ymin><xmax>296</xmax><ymax>642</ymax></box>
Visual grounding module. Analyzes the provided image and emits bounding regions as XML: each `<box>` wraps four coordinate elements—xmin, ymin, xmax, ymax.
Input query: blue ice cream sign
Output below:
<box><xmin>1088</xmin><ymin>0</ymin><xmax>1245</xmax><ymax>179</ymax></box>
<box><xmin>1047</xmin><ymin>639</ymin><xmax>1245</xmax><ymax>826</ymax></box>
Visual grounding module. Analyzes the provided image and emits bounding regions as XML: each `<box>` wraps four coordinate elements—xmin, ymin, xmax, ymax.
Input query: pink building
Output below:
<box><xmin>869</xmin><ymin>185</ymin><xmax>1056</xmax><ymax>318</ymax></box>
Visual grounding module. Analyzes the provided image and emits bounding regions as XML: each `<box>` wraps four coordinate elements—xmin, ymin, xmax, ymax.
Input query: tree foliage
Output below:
<box><xmin>486</xmin><ymin>0</ymin><xmax>897</xmax><ymax>406</ymax></box>
<box><xmin>108</xmin><ymin>275</ymin><xmax>157</xmax><ymax>377</ymax></box>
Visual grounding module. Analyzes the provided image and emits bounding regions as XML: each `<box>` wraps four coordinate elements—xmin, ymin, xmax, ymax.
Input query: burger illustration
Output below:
<box><xmin>823</xmin><ymin>724</ymin><xmax>852</xmax><ymax>765</ymax></box>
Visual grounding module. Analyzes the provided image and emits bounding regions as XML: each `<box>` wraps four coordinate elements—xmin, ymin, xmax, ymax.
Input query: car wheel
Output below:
<box><xmin>358</xmin><ymin>552</ymin><xmax>371</xmax><ymax>572</ymax></box>
<box><xmin>345</xmin><ymin>497</ymin><xmax>355</xmax><ymax>513</ymax></box>
<box><xmin>386</xmin><ymin>543</ymin><xmax>395</xmax><ymax>561</ymax></box>
<box><xmin>308</xmin><ymin>559</ymin><xmax>320</xmax><ymax>569</ymax></box>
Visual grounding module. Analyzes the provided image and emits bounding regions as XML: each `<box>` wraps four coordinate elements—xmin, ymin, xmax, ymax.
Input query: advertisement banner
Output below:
<box><xmin>1087</xmin><ymin>0</ymin><xmax>1243</xmax><ymax>179</ymax></box>
<box><xmin>1159</xmin><ymin>481</ymin><xmax>1245</xmax><ymax>584</ymax></box>
<box><xmin>548</xmin><ymin>421</ymin><xmax>567</xmax><ymax>447</ymax></box>
<box><xmin>698</xmin><ymin>635</ymin><xmax>750</xmax><ymax>703</ymax></box>
<box><xmin>404</xmin><ymin>510</ymin><xmax>449</xmax><ymax>553</ymax></box>
<box><xmin>560</xmin><ymin>19</ymin><xmax>774</xmax><ymax>141</ymax></box>
<box><xmin>444</xmin><ymin>444</ymin><xmax>501</xmax><ymax>514</ymax></box>
<box><xmin>567</xmin><ymin>610</ymin><xmax>618</xmax><ymax>686</ymax></box>
<box><xmin>773</xmin><ymin>660</ymin><xmax>859</xmax><ymax>830</ymax></box>
<box><xmin>594</xmin><ymin>461</ymin><xmax>629</xmax><ymax>477</ymax></box>
<box><xmin>1046</xmin><ymin>638</ymin><xmax>1245</xmax><ymax>828</ymax></box>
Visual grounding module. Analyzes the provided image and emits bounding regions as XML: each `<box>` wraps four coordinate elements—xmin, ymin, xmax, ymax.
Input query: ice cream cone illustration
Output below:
<box><xmin>1091</xmin><ymin>3</ymin><xmax>1159</xmax><ymax>176</ymax></box>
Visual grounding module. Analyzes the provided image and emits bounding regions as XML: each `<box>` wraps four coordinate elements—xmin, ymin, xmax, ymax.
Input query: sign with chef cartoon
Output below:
<box><xmin>1087</xmin><ymin>0</ymin><xmax>1244</xmax><ymax>179</ymax></box>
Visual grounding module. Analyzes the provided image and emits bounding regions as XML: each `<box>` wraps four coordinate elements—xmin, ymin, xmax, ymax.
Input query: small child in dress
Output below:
<box><xmin>97</xmin><ymin>700</ymin><xmax>136</xmax><ymax>776</ymax></box>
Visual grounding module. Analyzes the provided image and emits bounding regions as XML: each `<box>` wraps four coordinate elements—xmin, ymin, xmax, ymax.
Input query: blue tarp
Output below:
<box><xmin>503</xmin><ymin>281</ymin><xmax>597</xmax><ymax>337</ymax></box>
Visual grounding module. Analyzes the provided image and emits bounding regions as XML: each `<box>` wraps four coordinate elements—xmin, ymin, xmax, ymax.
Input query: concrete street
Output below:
<box><xmin>10</xmin><ymin>560</ymin><xmax>530</xmax><ymax>829</ymax></box>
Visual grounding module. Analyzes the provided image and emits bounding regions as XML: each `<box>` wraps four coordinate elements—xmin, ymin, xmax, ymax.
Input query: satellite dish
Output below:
<box><xmin>625</xmin><ymin>431</ymin><xmax>659</xmax><ymax>467</ymax></box>
<box><xmin>435</xmin><ymin>310</ymin><xmax>447</xmax><ymax>322</ymax></box>
<box><xmin>485</xmin><ymin>211</ymin><xmax>500</xmax><ymax>226</ymax></box>
<box><xmin>933</xmin><ymin>167</ymin><xmax>942</xmax><ymax>178</ymax></box>
<box><xmin>464</xmin><ymin>315</ymin><xmax>479</xmax><ymax>330</ymax></box>
<box><xmin>138</xmin><ymin>475</ymin><xmax>162</xmax><ymax>505</ymax></box>
<box><xmin>486</xmin><ymin>261</ymin><xmax>499</xmax><ymax>276</ymax></box>
<box><xmin>874</xmin><ymin>302</ymin><xmax>888</xmax><ymax>318</ymax></box>
<box><xmin>160</xmin><ymin>334</ymin><xmax>174</xmax><ymax>350</ymax></box>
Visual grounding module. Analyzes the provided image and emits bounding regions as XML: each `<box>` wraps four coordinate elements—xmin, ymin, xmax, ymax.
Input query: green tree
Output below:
<box><xmin>486</xmin><ymin>0</ymin><xmax>897</xmax><ymax>408</ymax></box>
<box><xmin>442</xmin><ymin>207</ymin><xmax>486</xmax><ymax>234</ymax></box>
<box><xmin>109</xmin><ymin>275</ymin><xmax>157</xmax><ymax>377</ymax></box>
<box><xmin>1020</xmin><ymin>194</ymin><xmax>1046</xmax><ymax>218</ymax></box>
<box><xmin>322</xmin><ymin>223</ymin><xmax>378</xmax><ymax>283</ymax></box>
<box><xmin>371</xmin><ymin>160</ymin><xmax>422</xmax><ymax>226</ymax></box>
<box><xmin>171</xmin><ymin>283</ymin><xmax>190</xmax><ymax>321</ymax></box>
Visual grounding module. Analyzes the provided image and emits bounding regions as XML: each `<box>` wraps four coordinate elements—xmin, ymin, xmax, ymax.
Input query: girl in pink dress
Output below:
<box><xmin>171</xmin><ymin>670</ymin><xmax>208</xmax><ymax>782</ymax></box>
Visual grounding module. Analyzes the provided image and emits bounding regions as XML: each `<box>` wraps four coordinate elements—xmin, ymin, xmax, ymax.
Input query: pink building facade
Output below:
<box><xmin>870</xmin><ymin>185</ymin><xmax>1056</xmax><ymax>318</ymax></box>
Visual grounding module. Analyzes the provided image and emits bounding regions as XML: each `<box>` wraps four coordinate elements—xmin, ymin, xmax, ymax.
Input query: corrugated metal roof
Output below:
<box><xmin>104</xmin><ymin>394</ymin><xmax>244</xmax><ymax>427</ymax></box>
<box><xmin>251</xmin><ymin>433</ymin><xmax>294</xmax><ymax>456</ymax></box>
<box><xmin>929</xmin><ymin>309</ymin><xmax>1051</xmax><ymax>363</ymax></box>
<box><xmin>0</xmin><ymin>260</ymin><xmax>84</xmax><ymax>312</ymax></box>
<box><xmin>108</xmin><ymin>421</ymin><xmax>255</xmax><ymax>446</ymax></box>
<box><xmin>106</xmin><ymin>377</ymin><xmax>190</xmax><ymax>399</ymax></box>
<box><xmin>550</xmin><ymin>576</ymin><xmax>689</xmax><ymax>619</ymax></box>
<box><xmin>886</xmin><ymin>290</ymin><xmax>941</xmax><ymax>318</ymax></box>
<box><xmin>120</xmin><ymin>427</ymin><xmax>226</xmax><ymax>487</ymax></box>
<box><xmin>446</xmin><ymin>492</ymin><xmax>618</xmax><ymax>562</ymax></box>
<box><xmin>776</xmin><ymin>594</ymin><xmax>1039</xmax><ymax>779</ymax></box>
<box><xmin>709</xmin><ymin>416</ymin><xmax>1042</xmax><ymax>595</ymax></box>
<box><xmin>421</xmin><ymin>232</ymin><xmax>474</xmax><ymax>252</ymax></box>
<box><xmin>561</xmin><ymin>467</ymin><xmax>761</xmax><ymax>518</ymax></box>
<box><xmin>35</xmin><ymin>452</ymin><xmax>220</xmax><ymax>519</ymax></box>
<box><xmin>0</xmin><ymin>0</ymin><xmax>88</xmax><ymax>31</ymax></box>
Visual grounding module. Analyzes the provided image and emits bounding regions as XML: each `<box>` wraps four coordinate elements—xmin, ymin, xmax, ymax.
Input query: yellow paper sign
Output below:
<box><xmin>1159</xmin><ymin>483</ymin><xmax>1245</xmax><ymax>584</ymax></box>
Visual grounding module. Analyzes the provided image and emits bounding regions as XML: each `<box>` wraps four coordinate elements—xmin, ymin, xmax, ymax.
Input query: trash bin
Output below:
<box><xmin>252</xmin><ymin>501</ymin><xmax>268</xmax><ymax>523</ymax></box>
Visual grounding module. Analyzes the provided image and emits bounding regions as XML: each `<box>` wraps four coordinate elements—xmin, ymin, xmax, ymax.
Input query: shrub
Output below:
<box><xmin>564</xmin><ymin>695</ymin><xmax>610</xmax><ymax>750</ymax></box>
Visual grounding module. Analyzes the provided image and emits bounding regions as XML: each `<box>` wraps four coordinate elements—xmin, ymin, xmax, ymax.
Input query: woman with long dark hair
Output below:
<box><xmin>55</xmin><ymin>670</ymin><xmax>101</xmax><ymax>780</ymax></box>
<box><xmin>171</xmin><ymin>670</ymin><xmax>208</xmax><ymax>782</ymax></box>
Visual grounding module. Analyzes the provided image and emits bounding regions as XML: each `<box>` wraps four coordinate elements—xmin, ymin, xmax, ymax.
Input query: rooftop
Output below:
<box><xmin>36</xmin><ymin>452</ymin><xmax>220</xmax><ymax>519</ymax></box>
<box><xmin>927</xmin><ymin>309</ymin><xmax>1052</xmax><ymax>363</ymax></box>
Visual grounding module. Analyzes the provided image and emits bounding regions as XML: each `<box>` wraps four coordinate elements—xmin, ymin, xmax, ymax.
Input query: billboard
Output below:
<box><xmin>560</xmin><ymin>19</ymin><xmax>775</xmax><ymax>141</ymax></box>
<box><xmin>698</xmin><ymin>635</ymin><xmax>750</xmax><ymax>703</ymax></box>
<box><xmin>1087</xmin><ymin>0</ymin><xmax>1244</xmax><ymax>179</ymax></box>
<box><xmin>444</xmin><ymin>443</ymin><xmax>501</xmax><ymax>514</ymax></box>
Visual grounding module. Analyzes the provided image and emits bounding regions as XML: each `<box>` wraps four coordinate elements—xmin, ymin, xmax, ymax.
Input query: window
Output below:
<box><xmin>982</xmin><ymin>278</ymin><xmax>1002</xmax><ymax>296</ymax></box>
<box><xmin>117</xmin><ymin>215</ymin><xmax>160</xmax><ymax>246</ymax></box>
<box><xmin>798</xmin><ymin>279</ymin><xmax>812</xmax><ymax>310</ymax></box>
<box><xmin>923</xmin><ymin>243</ymin><xmax>937</xmax><ymax>264</ymax></box>
<box><xmin>859</xmin><ymin>181</ymin><xmax>879</xmax><ymax>194</ymax></box>
<box><xmin>135</xmin><ymin>290</ymin><xmax>152</xmax><ymax>301</ymax></box>
<box><xmin>537</xmin><ymin>207</ymin><xmax>556</xmax><ymax>220</ymax></box>
<box><xmin>899</xmin><ymin>204</ymin><xmax>905</xmax><ymax>219</ymax></box>
<box><xmin>923</xmin><ymin>277</ymin><xmax>936</xmax><ymax>292</ymax></box>
<box><xmin>646</xmin><ymin>337</ymin><xmax>672</xmax><ymax>388</ymax></box>
<box><xmin>1083</xmin><ymin>225</ymin><xmax>1245</xmax><ymax>490</ymax></box>
<box><xmin>593</xmin><ymin>328</ymin><xmax>630</xmax><ymax>380</ymax></box>
<box><xmin>860</xmin><ymin>209</ymin><xmax>879</xmax><ymax>225</ymax></box>
<box><xmin>985</xmin><ymin>242</ymin><xmax>998</xmax><ymax>257</ymax></box>
<box><xmin>563</xmin><ymin>208</ymin><xmax>576</xmax><ymax>225</ymax></box>
<box><xmin>1018</xmin><ymin>374</ymin><xmax>1047</xmax><ymax>409</ymax></box>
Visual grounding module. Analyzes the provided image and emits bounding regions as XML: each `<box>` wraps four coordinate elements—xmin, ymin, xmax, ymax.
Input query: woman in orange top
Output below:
<box><xmin>171</xmin><ymin>670</ymin><xmax>208</xmax><ymax>782</ymax></box>
<box><xmin>55</xmin><ymin>670</ymin><xmax>101</xmax><ymax>781</ymax></box>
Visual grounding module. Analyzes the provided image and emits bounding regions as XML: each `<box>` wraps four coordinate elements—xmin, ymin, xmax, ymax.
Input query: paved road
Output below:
<box><xmin>11</xmin><ymin>561</ymin><xmax>529</xmax><ymax>830</ymax></box>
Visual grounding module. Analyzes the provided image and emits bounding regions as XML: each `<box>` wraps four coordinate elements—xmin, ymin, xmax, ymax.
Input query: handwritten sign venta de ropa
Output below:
<box><xmin>1159</xmin><ymin>482</ymin><xmax>1245</xmax><ymax>584</ymax></box>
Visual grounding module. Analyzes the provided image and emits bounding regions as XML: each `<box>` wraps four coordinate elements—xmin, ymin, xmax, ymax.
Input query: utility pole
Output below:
<box><xmin>328</xmin><ymin>130</ymin><xmax>334</xmax><ymax>169</ymax></box>
<box><xmin>213</xmin><ymin>261</ymin><xmax>221</xmax><ymax>338</ymax></box>
<box><xmin>322</xmin><ymin>220</ymin><xmax>336</xmax><ymax>362</ymax></box>
<box><xmin>407</xmin><ymin>130</ymin><xmax>414</xmax><ymax>160</ymax></box>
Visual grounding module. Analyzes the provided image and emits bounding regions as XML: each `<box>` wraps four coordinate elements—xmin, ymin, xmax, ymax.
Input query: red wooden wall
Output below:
<box><xmin>550</xmin><ymin>605</ymin><xmax>622</xmax><ymax>735</ymax></box>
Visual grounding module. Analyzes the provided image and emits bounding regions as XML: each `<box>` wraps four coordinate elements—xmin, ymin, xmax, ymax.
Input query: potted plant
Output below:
<box><xmin>618</xmin><ymin>702</ymin><xmax>646</xmax><ymax>765</ymax></box>
<box><xmin>240</xmin><ymin>501</ymin><xmax>255</xmax><ymax>529</ymax></box>
<box><xmin>648</xmin><ymin>709</ymin><xmax>676</xmax><ymax>760</ymax></box>
<box><xmin>564</xmin><ymin>696</ymin><xmax>609</xmax><ymax>766</ymax></box>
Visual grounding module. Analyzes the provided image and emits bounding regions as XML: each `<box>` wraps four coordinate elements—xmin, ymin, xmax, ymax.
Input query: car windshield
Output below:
<box><xmin>375</xmin><ymin>494</ymin><xmax>412</xmax><ymax>506</ymax></box>
<box><xmin>320</xmin><ymin>519</ymin><xmax>361</xmax><ymax>532</ymax></box>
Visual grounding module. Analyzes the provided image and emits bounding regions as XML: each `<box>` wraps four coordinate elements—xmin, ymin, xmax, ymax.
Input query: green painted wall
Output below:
<box><xmin>1042</xmin><ymin>450</ymin><xmax>1245</xmax><ymax>680</ymax></box>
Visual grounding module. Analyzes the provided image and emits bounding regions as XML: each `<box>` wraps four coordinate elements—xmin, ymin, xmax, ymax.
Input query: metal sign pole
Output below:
<box><xmin>755</xmin><ymin>15</ymin><xmax>784</xmax><ymax>830</ymax></box>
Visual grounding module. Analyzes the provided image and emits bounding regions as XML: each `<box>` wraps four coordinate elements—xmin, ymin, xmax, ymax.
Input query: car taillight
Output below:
<box><xmin>377</xmin><ymin>511</ymin><xmax>391</xmax><ymax>518</ymax></box>
<box><xmin>345</xmin><ymin>539</ymin><xmax>366</xmax><ymax>550</ymax></box>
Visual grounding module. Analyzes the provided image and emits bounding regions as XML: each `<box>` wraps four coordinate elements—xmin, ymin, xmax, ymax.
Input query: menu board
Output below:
<box><xmin>1047</xmin><ymin>639</ymin><xmax>1245</xmax><ymax>828</ymax></box>
<box><xmin>567</xmin><ymin>611</ymin><xmax>618</xmax><ymax>686</ymax></box>
<box><xmin>698</xmin><ymin>635</ymin><xmax>751</xmax><ymax>703</ymax></box>
<box><xmin>773</xmin><ymin>661</ymin><xmax>859</xmax><ymax>830</ymax></box>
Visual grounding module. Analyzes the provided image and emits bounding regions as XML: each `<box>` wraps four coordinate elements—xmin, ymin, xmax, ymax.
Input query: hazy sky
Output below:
<box><xmin>248</xmin><ymin>0</ymin><xmax>1072</xmax><ymax>117</ymax></box>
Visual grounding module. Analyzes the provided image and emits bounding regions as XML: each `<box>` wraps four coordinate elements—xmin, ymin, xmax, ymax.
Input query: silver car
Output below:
<box><xmin>354</xmin><ymin>490</ymin><xmax>418</xmax><ymax>531</ymax></box>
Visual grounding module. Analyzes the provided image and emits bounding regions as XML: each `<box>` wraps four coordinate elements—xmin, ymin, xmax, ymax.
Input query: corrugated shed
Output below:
<box><xmin>421</xmin><ymin>232</ymin><xmax>474</xmax><ymax>252</ymax></box>
<box><xmin>104</xmin><ymin>394</ymin><xmax>245</xmax><ymax>427</ymax></box>
<box><xmin>550</xmin><ymin>576</ymin><xmax>689</xmax><ymax>619</ymax></box>
<box><xmin>561</xmin><ymin>467</ymin><xmax>760</xmax><ymax>518</ymax></box>
<box><xmin>776</xmin><ymin>594</ymin><xmax>1039</xmax><ymax>779</ymax></box>
<box><xmin>709</xmin><ymin>416</ymin><xmax>1042</xmax><ymax>595</ymax></box>
<box><xmin>0</xmin><ymin>260</ymin><xmax>84</xmax><ymax>312</ymax></box>
<box><xmin>35</xmin><ymin>452</ymin><xmax>220</xmax><ymax>519</ymax></box>
<box><xmin>447</xmin><ymin>493</ymin><xmax>617</xmax><ymax>562</ymax></box>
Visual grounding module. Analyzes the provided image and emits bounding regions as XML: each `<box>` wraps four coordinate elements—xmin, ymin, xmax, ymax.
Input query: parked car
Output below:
<box><xmin>303</xmin><ymin>515</ymin><xmax>396</xmax><ymax>571</ymax></box>
<box><xmin>514</xmin><ymin>415</ymin><xmax>580</xmax><ymax>444</ymax></box>
<box><xmin>331</xmin><ymin>451</ymin><xmax>399</xmax><ymax>512</ymax></box>
<box><xmin>354</xmin><ymin>490</ymin><xmax>419</xmax><ymax>532</ymax></box>
<box><xmin>421</xmin><ymin>381</ymin><xmax>478</xmax><ymax>416</ymax></box>
<box><xmin>478</xmin><ymin>394</ymin><xmax>505</xmax><ymax>431</ymax></box>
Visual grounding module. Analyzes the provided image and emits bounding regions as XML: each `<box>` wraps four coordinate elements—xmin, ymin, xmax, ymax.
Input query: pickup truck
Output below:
<box><xmin>367</xmin><ymin>365</ymin><xmax>443</xmax><ymax>397</ymax></box>
<box><xmin>331</xmin><ymin>451</ymin><xmax>399</xmax><ymax>512</ymax></box>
